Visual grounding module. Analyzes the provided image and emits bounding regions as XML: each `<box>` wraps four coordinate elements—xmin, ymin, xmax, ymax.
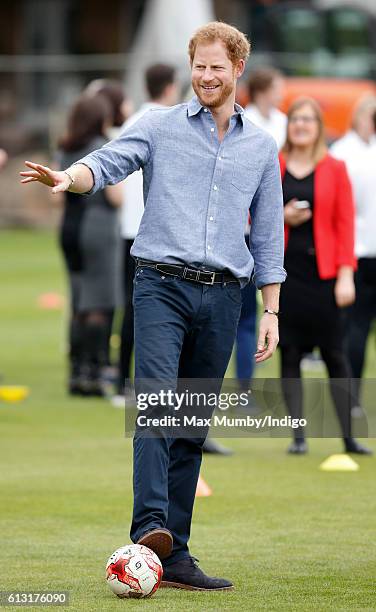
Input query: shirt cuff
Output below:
<box><xmin>72</xmin><ymin>160</ymin><xmax>102</xmax><ymax>195</ymax></box>
<box><xmin>253</xmin><ymin>268</ymin><xmax>287</xmax><ymax>289</ymax></box>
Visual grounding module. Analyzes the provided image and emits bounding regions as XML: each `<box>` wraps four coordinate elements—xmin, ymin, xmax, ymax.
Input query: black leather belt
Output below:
<box><xmin>135</xmin><ymin>259</ymin><xmax>238</xmax><ymax>285</ymax></box>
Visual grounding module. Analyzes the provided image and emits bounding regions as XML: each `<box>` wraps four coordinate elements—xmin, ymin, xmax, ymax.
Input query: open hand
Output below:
<box><xmin>20</xmin><ymin>161</ymin><xmax>71</xmax><ymax>194</ymax></box>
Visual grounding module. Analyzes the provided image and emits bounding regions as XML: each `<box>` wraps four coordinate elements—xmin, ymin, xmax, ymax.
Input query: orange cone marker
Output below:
<box><xmin>37</xmin><ymin>292</ymin><xmax>65</xmax><ymax>310</ymax></box>
<box><xmin>195</xmin><ymin>476</ymin><xmax>212</xmax><ymax>497</ymax></box>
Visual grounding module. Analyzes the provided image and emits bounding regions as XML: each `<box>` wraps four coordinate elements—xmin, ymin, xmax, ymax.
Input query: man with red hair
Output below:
<box><xmin>21</xmin><ymin>22</ymin><xmax>286</xmax><ymax>591</ymax></box>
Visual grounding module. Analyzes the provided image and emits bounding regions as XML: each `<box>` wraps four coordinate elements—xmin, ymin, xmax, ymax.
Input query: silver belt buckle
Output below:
<box><xmin>201</xmin><ymin>271</ymin><xmax>215</xmax><ymax>285</ymax></box>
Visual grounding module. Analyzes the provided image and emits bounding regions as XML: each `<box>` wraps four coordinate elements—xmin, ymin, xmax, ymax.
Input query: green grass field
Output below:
<box><xmin>1</xmin><ymin>230</ymin><xmax>375</xmax><ymax>611</ymax></box>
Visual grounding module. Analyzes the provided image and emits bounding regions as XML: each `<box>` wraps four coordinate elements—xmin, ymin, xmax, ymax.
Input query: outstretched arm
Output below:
<box><xmin>20</xmin><ymin>109</ymin><xmax>158</xmax><ymax>195</ymax></box>
<box><xmin>20</xmin><ymin>161</ymin><xmax>94</xmax><ymax>194</ymax></box>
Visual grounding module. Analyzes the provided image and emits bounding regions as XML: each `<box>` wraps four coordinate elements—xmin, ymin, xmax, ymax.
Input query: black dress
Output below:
<box><xmin>59</xmin><ymin>137</ymin><xmax>119</xmax><ymax>312</ymax></box>
<box><xmin>279</xmin><ymin>169</ymin><xmax>343</xmax><ymax>350</ymax></box>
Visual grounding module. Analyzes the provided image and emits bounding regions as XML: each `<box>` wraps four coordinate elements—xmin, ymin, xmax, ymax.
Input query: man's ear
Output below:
<box><xmin>235</xmin><ymin>59</ymin><xmax>245</xmax><ymax>80</ymax></box>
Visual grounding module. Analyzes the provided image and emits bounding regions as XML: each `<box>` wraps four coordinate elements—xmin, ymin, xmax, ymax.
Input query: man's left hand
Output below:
<box><xmin>255</xmin><ymin>313</ymin><xmax>279</xmax><ymax>363</ymax></box>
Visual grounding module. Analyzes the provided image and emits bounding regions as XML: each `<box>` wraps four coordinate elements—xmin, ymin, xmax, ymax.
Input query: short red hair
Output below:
<box><xmin>188</xmin><ymin>22</ymin><xmax>251</xmax><ymax>66</ymax></box>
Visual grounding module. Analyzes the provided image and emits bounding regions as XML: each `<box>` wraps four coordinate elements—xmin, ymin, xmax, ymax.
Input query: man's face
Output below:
<box><xmin>191</xmin><ymin>41</ymin><xmax>242</xmax><ymax>109</ymax></box>
<box><xmin>356</xmin><ymin>107</ymin><xmax>376</xmax><ymax>139</ymax></box>
<box><xmin>266</xmin><ymin>76</ymin><xmax>285</xmax><ymax>108</ymax></box>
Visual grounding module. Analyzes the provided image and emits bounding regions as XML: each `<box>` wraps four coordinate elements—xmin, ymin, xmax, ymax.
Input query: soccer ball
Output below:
<box><xmin>106</xmin><ymin>544</ymin><xmax>163</xmax><ymax>599</ymax></box>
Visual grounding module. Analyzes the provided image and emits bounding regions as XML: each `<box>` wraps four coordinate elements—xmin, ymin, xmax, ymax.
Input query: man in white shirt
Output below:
<box><xmin>244</xmin><ymin>67</ymin><xmax>287</xmax><ymax>150</ymax></box>
<box><xmin>331</xmin><ymin>95</ymin><xmax>376</xmax><ymax>415</ymax></box>
<box><xmin>113</xmin><ymin>64</ymin><xmax>179</xmax><ymax>405</ymax></box>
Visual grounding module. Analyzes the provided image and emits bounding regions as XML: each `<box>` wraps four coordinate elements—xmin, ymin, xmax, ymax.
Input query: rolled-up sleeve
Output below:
<box><xmin>249</xmin><ymin>139</ymin><xmax>287</xmax><ymax>289</ymax></box>
<box><xmin>73</xmin><ymin>111</ymin><xmax>157</xmax><ymax>194</ymax></box>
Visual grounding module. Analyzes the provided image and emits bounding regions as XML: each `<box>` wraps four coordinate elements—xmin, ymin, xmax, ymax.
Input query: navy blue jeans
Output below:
<box><xmin>130</xmin><ymin>266</ymin><xmax>241</xmax><ymax>564</ymax></box>
<box><xmin>236</xmin><ymin>234</ymin><xmax>257</xmax><ymax>385</ymax></box>
<box><xmin>236</xmin><ymin>280</ymin><xmax>257</xmax><ymax>384</ymax></box>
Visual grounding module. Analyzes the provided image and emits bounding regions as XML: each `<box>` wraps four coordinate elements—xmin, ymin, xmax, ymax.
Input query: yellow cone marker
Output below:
<box><xmin>320</xmin><ymin>454</ymin><xmax>359</xmax><ymax>472</ymax></box>
<box><xmin>195</xmin><ymin>476</ymin><xmax>212</xmax><ymax>497</ymax></box>
<box><xmin>0</xmin><ymin>386</ymin><xmax>30</xmax><ymax>403</ymax></box>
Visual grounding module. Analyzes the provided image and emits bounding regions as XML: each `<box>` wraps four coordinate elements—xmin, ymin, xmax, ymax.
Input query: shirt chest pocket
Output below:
<box><xmin>231</xmin><ymin>158</ymin><xmax>262</xmax><ymax>193</ymax></box>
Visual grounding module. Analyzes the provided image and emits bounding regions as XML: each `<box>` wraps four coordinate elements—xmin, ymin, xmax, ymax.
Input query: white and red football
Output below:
<box><xmin>106</xmin><ymin>544</ymin><xmax>163</xmax><ymax>599</ymax></box>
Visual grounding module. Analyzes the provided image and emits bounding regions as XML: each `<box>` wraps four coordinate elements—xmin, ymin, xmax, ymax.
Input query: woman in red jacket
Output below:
<box><xmin>279</xmin><ymin>97</ymin><xmax>371</xmax><ymax>455</ymax></box>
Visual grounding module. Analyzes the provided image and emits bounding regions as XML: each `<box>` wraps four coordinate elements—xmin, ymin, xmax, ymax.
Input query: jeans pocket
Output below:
<box><xmin>224</xmin><ymin>282</ymin><xmax>242</xmax><ymax>305</ymax></box>
<box><xmin>134</xmin><ymin>266</ymin><xmax>180</xmax><ymax>286</ymax></box>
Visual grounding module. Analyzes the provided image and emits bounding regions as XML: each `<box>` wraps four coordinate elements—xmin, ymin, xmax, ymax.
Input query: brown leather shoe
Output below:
<box><xmin>137</xmin><ymin>528</ymin><xmax>173</xmax><ymax>560</ymax></box>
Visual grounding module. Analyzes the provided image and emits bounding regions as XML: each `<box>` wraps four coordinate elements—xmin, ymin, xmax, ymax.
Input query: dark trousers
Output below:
<box><xmin>67</xmin><ymin>271</ymin><xmax>112</xmax><ymax>379</ymax></box>
<box><xmin>236</xmin><ymin>280</ymin><xmax>257</xmax><ymax>385</ymax></box>
<box><xmin>236</xmin><ymin>235</ymin><xmax>257</xmax><ymax>385</ymax></box>
<box><xmin>345</xmin><ymin>257</ymin><xmax>376</xmax><ymax>406</ymax></box>
<box><xmin>117</xmin><ymin>239</ymin><xmax>136</xmax><ymax>392</ymax></box>
<box><xmin>130</xmin><ymin>266</ymin><xmax>242</xmax><ymax>564</ymax></box>
<box><xmin>280</xmin><ymin>345</ymin><xmax>352</xmax><ymax>441</ymax></box>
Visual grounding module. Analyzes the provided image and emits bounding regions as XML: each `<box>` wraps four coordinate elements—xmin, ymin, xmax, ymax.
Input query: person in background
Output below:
<box><xmin>244</xmin><ymin>67</ymin><xmax>287</xmax><ymax>149</ymax></box>
<box><xmin>279</xmin><ymin>97</ymin><xmax>372</xmax><ymax>456</ymax></box>
<box><xmin>236</xmin><ymin>69</ymin><xmax>286</xmax><ymax>401</ymax></box>
<box><xmin>57</xmin><ymin>94</ymin><xmax>123</xmax><ymax>395</ymax></box>
<box><xmin>0</xmin><ymin>148</ymin><xmax>8</xmax><ymax>169</ymax></box>
<box><xmin>330</xmin><ymin>95</ymin><xmax>376</xmax><ymax>417</ymax></box>
<box><xmin>85</xmin><ymin>79</ymin><xmax>133</xmax><ymax>377</ymax></box>
<box><xmin>235</xmin><ymin>227</ymin><xmax>257</xmax><ymax>403</ymax></box>
<box><xmin>85</xmin><ymin>79</ymin><xmax>133</xmax><ymax>138</ymax></box>
<box><xmin>111</xmin><ymin>63</ymin><xmax>179</xmax><ymax>408</ymax></box>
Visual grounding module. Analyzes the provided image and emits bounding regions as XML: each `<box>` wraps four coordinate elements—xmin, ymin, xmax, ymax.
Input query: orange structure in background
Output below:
<box><xmin>237</xmin><ymin>78</ymin><xmax>376</xmax><ymax>141</ymax></box>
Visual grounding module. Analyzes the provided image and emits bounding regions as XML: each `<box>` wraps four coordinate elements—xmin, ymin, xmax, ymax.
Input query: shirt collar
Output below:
<box><xmin>187</xmin><ymin>96</ymin><xmax>245</xmax><ymax>124</ymax></box>
<box><xmin>349</xmin><ymin>130</ymin><xmax>376</xmax><ymax>148</ymax></box>
<box><xmin>140</xmin><ymin>102</ymin><xmax>164</xmax><ymax>112</ymax></box>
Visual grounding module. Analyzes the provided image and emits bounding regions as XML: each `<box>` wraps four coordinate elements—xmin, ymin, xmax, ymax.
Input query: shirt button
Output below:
<box><xmin>207</xmin><ymin>245</ymin><xmax>211</xmax><ymax>250</ymax></box>
<box><xmin>209</xmin><ymin>216</ymin><xmax>214</xmax><ymax>221</ymax></box>
<box><xmin>210</xmin><ymin>127</ymin><xmax>214</xmax><ymax>132</ymax></box>
<box><xmin>204</xmin><ymin>108</ymin><xmax>208</xmax><ymax>112</ymax></box>
<box><xmin>213</xmin><ymin>185</ymin><xmax>218</xmax><ymax>191</ymax></box>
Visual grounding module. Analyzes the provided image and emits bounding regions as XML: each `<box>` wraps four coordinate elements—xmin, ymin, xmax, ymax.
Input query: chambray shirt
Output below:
<box><xmin>75</xmin><ymin>96</ymin><xmax>286</xmax><ymax>288</ymax></box>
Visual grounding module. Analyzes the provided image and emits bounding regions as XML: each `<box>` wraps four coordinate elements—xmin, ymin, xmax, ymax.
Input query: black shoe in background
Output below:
<box><xmin>202</xmin><ymin>438</ymin><xmax>233</xmax><ymax>456</ymax></box>
<box><xmin>69</xmin><ymin>375</ymin><xmax>83</xmax><ymax>396</ymax></box>
<box><xmin>161</xmin><ymin>556</ymin><xmax>233</xmax><ymax>591</ymax></box>
<box><xmin>344</xmin><ymin>438</ymin><xmax>373</xmax><ymax>455</ymax></box>
<box><xmin>68</xmin><ymin>359</ymin><xmax>84</xmax><ymax>395</ymax></box>
<box><xmin>287</xmin><ymin>440</ymin><xmax>308</xmax><ymax>455</ymax></box>
<box><xmin>75</xmin><ymin>364</ymin><xmax>107</xmax><ymax>397</ymax></box>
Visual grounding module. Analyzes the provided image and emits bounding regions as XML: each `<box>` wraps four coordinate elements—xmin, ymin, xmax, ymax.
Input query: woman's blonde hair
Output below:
<box><xmin>282</xmin><ymin>97</ymin><xmax>327</xmax><ymax>165</ymax></box>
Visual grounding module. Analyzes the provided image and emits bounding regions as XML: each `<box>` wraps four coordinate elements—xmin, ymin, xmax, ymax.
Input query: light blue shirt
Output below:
<box><xmin>75</xmin><ymin>96</ymin><xmax>286</xmax><ymax>288</ymax></box>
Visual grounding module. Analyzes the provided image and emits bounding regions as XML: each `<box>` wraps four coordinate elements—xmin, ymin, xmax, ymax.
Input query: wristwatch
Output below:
<box><xmin>264</xmin><ymin>309</ymin><xmax>279</xmax><ymax>317</ymax></box>
<box><xmin>64</xmin><ymin>169</ymin><xmax>75</xmax><ymax>189</ymax></box>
